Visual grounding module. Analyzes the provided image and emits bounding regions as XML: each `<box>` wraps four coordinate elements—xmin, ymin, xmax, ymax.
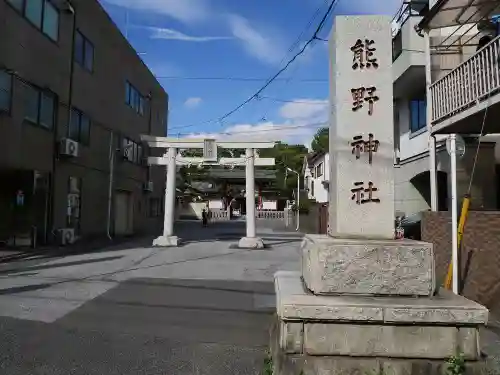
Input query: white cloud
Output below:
<box><xmin>226</xmin><ymin>14</ymin><xmax>284</xmax><ymax>65</ymax></box>
<box><xmin>279</xmin><ymin>99</ymin><xmax>328</xmax><ymax>121</ymax></box>
<box><xmin>185</xmin><ymin>98</ymin><xmax>329</xmax><ymax>148</ymax></box>
<box><xmin>103</xmin><ymin>0</ymin><xmax>210</xmax><ymax>23</ymax></box>
<box><xmin>149</xmin><ymin>27</ymin><xmax>232</xmax><ymax>42</ymax></box>
<box><xmin>184</xmin><ymin>97</ymin><xmax>202</xmax><ymax>108</ymax></box>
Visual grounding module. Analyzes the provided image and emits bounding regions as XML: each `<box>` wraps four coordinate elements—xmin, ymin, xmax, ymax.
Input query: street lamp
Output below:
<box><xmin>286</xmin><ymin>167</ymin><xmax>300</xmax><ymax>231</ymax></box>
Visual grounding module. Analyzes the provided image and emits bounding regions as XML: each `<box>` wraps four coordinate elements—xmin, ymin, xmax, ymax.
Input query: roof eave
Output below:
<box><xmin>416</xmin><ymin>0</ymin><xmax>448</xmax><ymax>32</ymax></box>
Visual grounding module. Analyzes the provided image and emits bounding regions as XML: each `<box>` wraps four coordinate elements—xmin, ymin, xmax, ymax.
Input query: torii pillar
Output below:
<box><xmin>142</xmin><ymin>136</ymin><xmax>275</xmax><ymax>248</ymax></box>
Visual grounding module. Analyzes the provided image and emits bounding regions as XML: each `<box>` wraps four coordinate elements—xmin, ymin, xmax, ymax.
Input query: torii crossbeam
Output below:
<box><xmin>142</xmin><ymin>136</ymin><xmax>276</xmax><ymax>248</ymax></box>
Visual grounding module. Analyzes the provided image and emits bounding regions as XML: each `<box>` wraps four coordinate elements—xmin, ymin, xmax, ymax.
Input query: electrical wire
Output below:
<box><xmin>174</xmin><ymin>121</ymin><xmax>326</xmax><ymax>137</ymax></box>
<box><xmin>156</xmin><ymin>76</ymin><xmax>327</xmax><ymax>82</ymax></box>
<box><xmin>467</xmin><ymin>102</ymin><xmax>490</xmax><ymax>195</ymax></box>
<box><xmin>175</xmin><ymin>0</ymin><xmax>338</xmax><ymax>132</ymax></box>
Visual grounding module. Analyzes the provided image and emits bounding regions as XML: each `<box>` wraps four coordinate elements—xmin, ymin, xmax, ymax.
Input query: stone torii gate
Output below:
<box><xmin>141</xmin><ymin>136</ymin><xmax>275</xmax><ymax>248</ymax></box>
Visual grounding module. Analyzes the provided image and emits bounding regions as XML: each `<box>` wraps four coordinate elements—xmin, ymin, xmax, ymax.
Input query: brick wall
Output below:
<box><xmin>422</xmin><ymin>211</ymin><xmax>500</xmax><ymax>312</ymax></box>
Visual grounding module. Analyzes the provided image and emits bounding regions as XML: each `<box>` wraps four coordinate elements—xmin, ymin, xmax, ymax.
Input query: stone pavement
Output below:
<box><xmin>0</xmin><ymin>221</ymin><xmax>302</xmax><ymax>374</ymax></box>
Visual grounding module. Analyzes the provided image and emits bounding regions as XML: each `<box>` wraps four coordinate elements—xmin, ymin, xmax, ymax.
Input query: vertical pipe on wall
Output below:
<box><xmin>449</xmin><ymin>134</ymin><xmax>460</xmax><ymax>294</ymax></box>
<box><xmin>50</xmin><ymin>2</ymin><xmax>76</xmax><ymax>239</ymax></box>
<box><xmin>107</xmin><ymin>132</ymin><xmax>114</xmax><ymax>239</ymax></box>
<box><xmin>424</xmin><ymin>29</ymin><xmax>439</xmax><ymax>211</ymax></box>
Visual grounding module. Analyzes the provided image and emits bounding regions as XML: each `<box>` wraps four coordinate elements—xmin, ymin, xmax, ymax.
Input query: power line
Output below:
<box><xmin>175</xmin><ymin>121</ymin><xmax>326</xmax><ymax>137</ymax></box>
<box><xmin>251</xmin><ymin>0</ymin><xmax>330</xmax><ymax>125</ymax></box>
<box><xmin>185</xmin><ymin>0</ymin><xmax>338</xmax><ymax>129</ymax></box>
<box><xmin>155</xmin><ymin>76</ymin><xmax>327</xmax><ymax>82</ymax></box>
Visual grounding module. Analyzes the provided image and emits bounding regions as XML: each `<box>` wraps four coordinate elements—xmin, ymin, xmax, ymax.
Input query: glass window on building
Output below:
<box><xmin>25</xmin><ymin>0</ymin><xmax>43</xmax><ymax>28</ymax></box>
<box><xmin>42</xmin><ymin>0</ymin><xmax>59</xmax><ymax>41</ymax></box>
<box><xmin>69</xmin><ymin>108</ymin><xmax>91</xmax><ymax>145</ymax></box>
<box><xmin>409</xmin><ymin>99</ymin><xmax>426</xmax><ymax>133</ymax></box>
<box><xmin>39</xmin><ymin>92</ymin><xmax>55</xmax><ymax>129</ymax></box>
<box><xmin>24</xmin><ymin>84</ymin><xmax>40</xmax><ymax>123</ymax></box>
<box><xmin>75</xmin><ymin>31</ymin><xmax>85</xmax><ymax>65</ymax></box>
<box><xmin>75</xmin><ymin>31</ymin><xmax>94</xmax><ymax>71</ymax></box>
<box><xmin>0</xmin><ymin>70</ymin><xmax>12</xmax><ymax>112</ymax></box>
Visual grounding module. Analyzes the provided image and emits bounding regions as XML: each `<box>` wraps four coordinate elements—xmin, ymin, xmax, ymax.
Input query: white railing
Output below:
<box><xmin>256</xmin><ymin>210</ymin><xmax>285</xmax><ymax>220</ymax></box>
<box><xmin>431</xmin><ymin>35</ymin><xmax>500</xmax><ymax>124</ymax></box>
<box><xmin>209</xmin><ymin>209</ymin><xmax>229</xmax><ymax>221</ymax></box>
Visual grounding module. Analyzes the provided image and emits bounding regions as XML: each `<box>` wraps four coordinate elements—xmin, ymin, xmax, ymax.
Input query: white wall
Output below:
<box><xmin>304</xmin><ymin>154</ymin><xmax>330</xmax><ymax>203</ymax></box>
<box><xmin>262</xmin><ymin>201</ymin><xmax>277</xmax><ymax>210</ymax></box>
<box><xmin>393</xmin><ymin>17</ymin><xmax>425</xmax><ymax>82</ymax></box>
<box><xmin>208</xmin><ymin>200</ymin><xmax>223</xmax><ymax>209</ymax></box>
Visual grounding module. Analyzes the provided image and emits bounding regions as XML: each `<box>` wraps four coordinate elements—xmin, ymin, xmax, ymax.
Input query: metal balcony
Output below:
<box><xmin>430</xmin><ymin>35</ymin><xmax>500</xmax><ymax>130</ymax></box>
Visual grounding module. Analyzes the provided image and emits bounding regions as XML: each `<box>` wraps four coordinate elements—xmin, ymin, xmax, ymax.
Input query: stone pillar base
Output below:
<box><xmin>302</xmin><ymin>234</ymin><xmax>435</xmax><ymax>296</ymax></box>
<box><xmin>152</xmin><ymin>235</ymin><xmax>179</xmax><ymax>247</ymax></box>
<box><xmin>238</xmin><ymin>237</ymin><xmax>265</xmax><ymax>249</ymax></box>
<box><xmin>272</xmin><ymin>271</ymin><xmax>490</xmax><ymax>375</ymax></box>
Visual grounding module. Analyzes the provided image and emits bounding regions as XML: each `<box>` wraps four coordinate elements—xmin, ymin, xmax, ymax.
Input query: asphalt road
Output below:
<box><xmin>0</xmin><ymin>221</ymin><xmax>302</xmax><ymax>375</ymax></box>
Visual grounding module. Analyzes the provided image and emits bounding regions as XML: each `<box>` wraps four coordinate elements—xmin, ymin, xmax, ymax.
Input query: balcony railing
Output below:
<box><xmin>430</xmin><ymin>35</ymin><xmax>500</xmax><ymax>124</ymax></box>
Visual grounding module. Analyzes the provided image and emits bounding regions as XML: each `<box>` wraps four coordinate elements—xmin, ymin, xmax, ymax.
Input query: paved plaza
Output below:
<box><xmin>0</xmin><ymin>221</ymin><xmax>302</xmax><ymax>375</ymax></box>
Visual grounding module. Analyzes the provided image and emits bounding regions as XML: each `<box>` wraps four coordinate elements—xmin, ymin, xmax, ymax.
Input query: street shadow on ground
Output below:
<box><xmin>0</xmin><ymin>278</ymin><xmax>277</xmax><ymax>375</ymax></box>
<box><xmin>0</xmin><ymin>236</ymin><xmax>154</xmax><ymax>265</ymax></box>
<box><xmin>0</xmin><ymin>255</ymin><xmax>124</xmax><ymax>277</ymax></box>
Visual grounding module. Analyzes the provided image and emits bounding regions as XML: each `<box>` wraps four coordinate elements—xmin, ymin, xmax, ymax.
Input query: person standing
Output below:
<box><xmin>201</xmin><ymin>208</ymin><xmax>208</xmax><ymax>227</ymax></box>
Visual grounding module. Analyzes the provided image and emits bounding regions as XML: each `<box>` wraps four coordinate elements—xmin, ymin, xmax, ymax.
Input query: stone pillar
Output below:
<box><xmin>153</xmin><ymin>147</ymin><xmax>179</xmax><ymax>247</ymax></box>
<box><xmin>238</xmin><ymin>148</ymin><xmax>264</xmax><ymax>249</ymax></box>
<box><xmin>328</xmin><ymin>16</ymin><xmax>394</xmax><ymax>240</ymax></box>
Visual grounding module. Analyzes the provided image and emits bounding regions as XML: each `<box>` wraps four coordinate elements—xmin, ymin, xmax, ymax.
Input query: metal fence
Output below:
<box><xmin>431</xmin><ymin>35</ymin><xmax>500</xmax><ymax>124</ymax></box>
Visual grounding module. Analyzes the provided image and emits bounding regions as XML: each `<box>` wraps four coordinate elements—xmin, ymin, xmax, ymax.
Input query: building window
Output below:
<box><xmin>42</xmin><ymin>1</ymin><xmax>59</xmax><ymax>41</ymax></box>
<box><xmin>311</xmin><ymin>181</ymin><xmax>315</xmax><ymax>197</ymax></box>
<box><xmin>317</xmin><ymin>162</ymin><xmax>323</xmax><ymax>178</ymax></box>
<box><xmin>23</xmin><ymin>83</ymin><xmax>56</xmax><ymax>129</ymax></box>
<box><xmin>67</xmin><ymin>176</ymin><xmax>82</xmax><ymax>234</ymax></box>
<box><xmin>8</xmin><ymin>0</ymin><xmax>60</xmax><ymax>41</ymax></box>
<box><xmin>122</xmin><ymin>137</ymin><xmax>143</xmax><ymax>164</ymax></box>
<box><xmin>409</xmin><ymin>99</ymin><xmax>427</xmax><ymax>133</ymax></box>
<box><xmin>0</xmin><ymin>70</ymin><xmax>13</xmax><ymax>112</ymax></box>
<box><xmin>25</xmin><ymin>0</ymin><xmax>43</xmax><ymax>28</ymax></box>
<box><xmin>75</xmin><ymin>30</ymin><xmax>94</xmax><ymax>72</ymax></box>
<box><xmin>69</xmin><ymin>108</ymin><xmax>91</xmax><ymax>145</ymax></box>
<box><xmin>125</xmin><ymin>81</ymin><xmax>145</xmax><ymax>115</ymax></box>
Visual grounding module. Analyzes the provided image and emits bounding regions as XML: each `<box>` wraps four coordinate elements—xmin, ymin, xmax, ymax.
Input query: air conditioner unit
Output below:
<box><xmin>57</xmin><ymin>228</ymin><xmax>75</xmax><ymax>246</ymax></box>
<box><xmin>59</xmin><ymin>138</ymin><xmax>79</xmax><ymax>157</ymax></box>
<box><xmin>143</xmin><ymin>181</ymin><xmax>154</xmax><ymax>192</ymax></box>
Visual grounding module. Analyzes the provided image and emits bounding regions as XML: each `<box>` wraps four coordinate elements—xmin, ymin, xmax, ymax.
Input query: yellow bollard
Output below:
<box><xmin>444</xmin><ymin>194</ymin><xmax>470</xmax><ymax>290</ymax></box>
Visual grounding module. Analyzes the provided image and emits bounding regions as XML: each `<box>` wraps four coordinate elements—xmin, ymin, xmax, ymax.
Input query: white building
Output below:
<box><xmin>302</xmin><ymin>151</ymin><xmax>330</xmax><ymax>203</ymax></box>
<box><xmin>392</xmin><ymin>0</ymin><xmax>500</xmax><ymax>220</ymax></box>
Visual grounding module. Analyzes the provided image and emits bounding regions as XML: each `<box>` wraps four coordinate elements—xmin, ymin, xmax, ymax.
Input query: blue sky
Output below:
<box><xmin>100</xmin><ymin>0</ymin><xmax>402</xmax><ymax>147</ymax></box>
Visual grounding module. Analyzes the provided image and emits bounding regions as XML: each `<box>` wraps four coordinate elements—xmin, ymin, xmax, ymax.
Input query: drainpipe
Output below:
<box><xmin>146</xmin><ymin>92</ymin><xmax>152</xmax><ymax>182</ymax></box>
<box><xmin>50</xmin><ymin>1</ymin><xmax>76</xmax><ymax>240</ymax></box>
<box><xmin>106</xmin><ymin>132</ymin><xmax>114</xmax><ymax>239</ymax></box>
<box><xmin>424</xmin><ymin>28</ymin><xmax>438</xmax><ymax>211</ymax></box>
<box><xmin>449</xmin><ymin>134</ymin><xmax>459</xmax><ymax>294</ymax></box>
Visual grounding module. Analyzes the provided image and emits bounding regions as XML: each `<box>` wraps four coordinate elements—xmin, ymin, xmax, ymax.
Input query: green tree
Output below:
<box><xmin>259</xmin><ymin>142</ymin><xmax>308</xmax><ymax>198</ymax></box>
<box><xmin>310</xmin><ymin>127</ymin><xmax>329</xmax><ymax>153</ymax></box>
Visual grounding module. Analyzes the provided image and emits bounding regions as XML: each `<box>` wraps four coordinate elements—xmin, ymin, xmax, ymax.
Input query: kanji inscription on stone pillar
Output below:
<box><xmin>328</xmin><ymin>16</ymin><xmax>394</xmax><ymax>239</ymax></box>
